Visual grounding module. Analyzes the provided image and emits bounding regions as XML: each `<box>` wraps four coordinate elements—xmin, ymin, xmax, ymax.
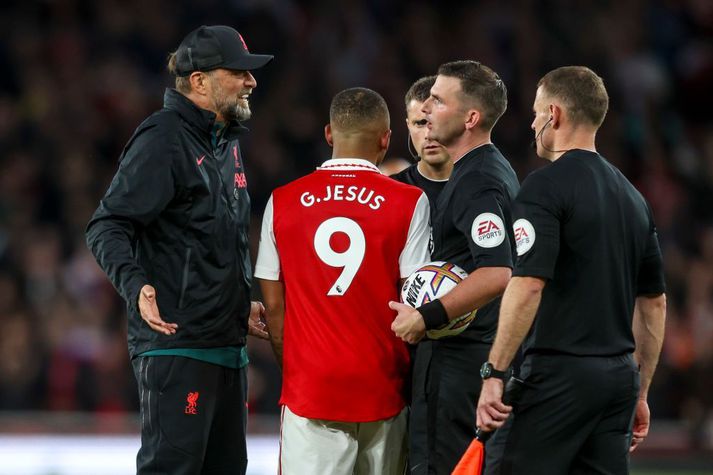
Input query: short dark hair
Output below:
<box><xmin>437</xmin><ymin>60</ymin><xmax>507</xmax><ymax>130</ymax></box>
<box><xmin>330</xmin><ymin>87</ymin><xmax>390</xmax><ymax>132</ymax></box>
<box><xmin>537</xmin><ymin>66</ymin><xmax>609</xmax><ymax>128</ymax></box>
<box><xmin>404</xmin><ymin>75</ymin><xmax>436</xmax><ymax>108</ymax></box>
<box><xmin>167</xmin><ymin>52</ymin><xmax>191</xmax><ymax>94</ymax></box>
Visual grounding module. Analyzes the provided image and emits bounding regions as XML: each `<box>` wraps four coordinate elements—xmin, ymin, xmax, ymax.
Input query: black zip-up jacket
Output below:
<box><xmin>86</xmin><ymin>89</ymin><xmax>252</xmax><ymax>358</ymax></box>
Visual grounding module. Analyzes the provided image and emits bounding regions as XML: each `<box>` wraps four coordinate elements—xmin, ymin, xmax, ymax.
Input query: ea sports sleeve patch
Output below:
<box><xmin>513</xmin><ymin>218</ymin><xmax>536</xmax><ymax>256</ymax></box>
<box><xmin>512</xmin><ymin>172</ymin><xmax>561</xmax><ymax>279</ymax></box>
<box><xmin>451</xmin><ymin>177</ymin><xmax>513</xmax><ymax>269</ymax></box>
<box><xmin>471</xmin><ymin>212</ymin><xmax>506</xmax><ymax>248</ymax></box>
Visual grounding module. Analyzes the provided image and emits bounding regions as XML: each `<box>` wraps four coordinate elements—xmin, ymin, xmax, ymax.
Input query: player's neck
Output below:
<box><xmin>550</xmin><ymin>128</ymin><xmax>597</xmax><ymax>161</ymax></box>
<box><xmin>447</xmin><ymin>131</ymin><xmax>492</xmax><ymax>164</ymax></box>
<box><xmin>331</xmin><ymin>146</ymin><xmax>379</xmax><ymax>165</ymax></box>
<box><xmin>417</xmin><ymin>160</ymin><xmax>452</xmax><ymax>181</ymax></box>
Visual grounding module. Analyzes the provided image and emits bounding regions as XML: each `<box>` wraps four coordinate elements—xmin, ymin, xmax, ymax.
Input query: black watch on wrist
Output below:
<box><xmin>480</xmin><ymin>362</ymin><xmax>510</xmax><ymax>381</ymax></box>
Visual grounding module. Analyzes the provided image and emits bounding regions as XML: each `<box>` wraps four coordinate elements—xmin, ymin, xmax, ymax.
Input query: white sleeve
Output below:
<box><xmin>399</xmin><ymin>192</ymin><xmax>432</xmax><ymax>278</ymax></box>
<box><xmin>254</xmin><ymin>194</ymin><xmax>281</xmax><ymax>280</ymax></box>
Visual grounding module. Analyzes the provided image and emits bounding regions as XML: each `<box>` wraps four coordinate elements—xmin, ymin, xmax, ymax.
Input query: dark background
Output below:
<box><xmin>0</xmin><ymin>0</ymin><xmax>711</xmax><ymax>454</ymax></box>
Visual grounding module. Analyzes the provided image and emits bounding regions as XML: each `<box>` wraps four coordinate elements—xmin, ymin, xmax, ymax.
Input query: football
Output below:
<box><xmin>400</xmin><ymin>261</ymin><xmax>477</xmax><ymax>339</ymax></box>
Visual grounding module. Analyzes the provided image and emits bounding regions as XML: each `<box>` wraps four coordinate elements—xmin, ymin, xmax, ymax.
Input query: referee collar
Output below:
<box><xmin>317</xmin><ymin>158</ymin><xmax>382</xmax><ymax>173</ymax></box>
<box><xmin>416</xmin><ymin>166</ymin><xmax>449</xmax><ymax>182</ymax></box>
<box><xmin>454</xmin><ymin>142</ymin><xmax>493</xmax><ymax>164</ymax></box>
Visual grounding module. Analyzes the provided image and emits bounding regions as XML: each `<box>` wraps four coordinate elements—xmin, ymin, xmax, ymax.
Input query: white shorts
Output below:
<box><xmin>278</xmin><ymin>405</ymin><xmax>408</xmax><ymax>475</ymax></box>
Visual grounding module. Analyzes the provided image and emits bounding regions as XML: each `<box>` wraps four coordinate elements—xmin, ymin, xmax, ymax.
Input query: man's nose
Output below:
<box><xmin>421</xmin><ymin>97</ymin><xmax>433</xmax><ymax>114</ymax></box>
<box><xmin>245</xmin><ymin>71</ymin><xmax>257</xmax><ymax>88</ymax></box>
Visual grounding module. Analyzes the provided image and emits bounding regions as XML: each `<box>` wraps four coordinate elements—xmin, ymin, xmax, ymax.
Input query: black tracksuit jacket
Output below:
<box><xmin>86</xmin><ymin>89</ymin><xmax>252</xmax><ymax>358</ymax></box>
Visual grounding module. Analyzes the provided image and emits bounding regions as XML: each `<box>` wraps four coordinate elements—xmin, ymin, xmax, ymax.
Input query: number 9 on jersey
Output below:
<box><xmin>314</xmin><ymin>217</ymin><xmax>366</xmax><ymax>296</ymax></box>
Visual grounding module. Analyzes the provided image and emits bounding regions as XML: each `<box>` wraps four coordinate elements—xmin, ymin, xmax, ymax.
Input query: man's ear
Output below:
<box><xmin>380</xmin><ymin>129</ymin><xmax>392</xmax><ymax>151</ymax></box>
<box><xmin>189</xmin><ymin>72</ymin><xmax>209</xmax><ymax>95</ymax></box>
<box><xmin>464</xmin><ymin>109</ymin><xmax>481</xmax><ymax>131</ymax></box>
<box><xmin>550</xmin><ymin>104</ymin><xmax>563</xmax><ymax>129</ymax></box>
<box><xmin>324</xmin><ymin>124</ymin><xmax>333</xmax><ymax>147</ymax></box>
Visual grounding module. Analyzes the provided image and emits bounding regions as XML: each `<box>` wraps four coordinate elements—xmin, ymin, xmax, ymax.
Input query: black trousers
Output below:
<box><xmin>132</xmin><ymin>356</ymin><xmax>248</xmax><ymax>475</ymax></box>
<box><xmin>495</xmin><ymin>353</ymin><xmax>639</xmax><ymax>475</ymax></box>
<box><xmin>409</xmin><ymin>339</ymin><xmax>491</xmax><ymax>475</ymax></box>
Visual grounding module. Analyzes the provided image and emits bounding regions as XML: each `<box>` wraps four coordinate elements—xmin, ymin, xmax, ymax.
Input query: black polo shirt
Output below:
<box><xmin>431</xmin><ymin>143</ymin><xmax>520</xmax><ymax>343</ymax></box>
<box><xmin>391</xmin><ymin>164</ymin><xmax>448</xmax><ymax>210</ymax></box>
<box><xmin>512</xmin><ymin>149</ymin><xmax>666</xmax><ymax>356</ymax></box>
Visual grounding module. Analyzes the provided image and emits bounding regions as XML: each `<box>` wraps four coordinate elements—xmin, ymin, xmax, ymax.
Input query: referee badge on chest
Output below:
<box><xmin>471</xmin><ymin>212</ymin><xmax>506</xmax><ymax>248</ymax></box>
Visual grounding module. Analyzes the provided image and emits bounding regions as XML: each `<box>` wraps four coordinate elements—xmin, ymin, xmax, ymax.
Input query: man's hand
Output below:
<box><xmin>138</xmin><ymin>284</ymin><xmax>177</xmax><ymax>335</ymax></box>
<box><xmin>630</xmin><ymin>399</ymin><xmax>650</xmax><ymax>452</ymax></box>
<box><xmin>248</xmin><ymin>301</ymin><xmax>269</xmax><ymax>340</ymax></box>
<box><xmin>476</xmin><ymin>378</ymin><xmax>512</xmax><ymax>432</ymax></box>
<box><xmin>389</xmin><ymin>301</ymin><xmax>426</xmax><ymax>344</ymax></box>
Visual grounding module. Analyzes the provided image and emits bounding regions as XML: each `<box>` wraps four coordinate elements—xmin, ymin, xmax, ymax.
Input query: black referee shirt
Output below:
<box><xmin>391</xmin><ymin>163</ymin><xmax>448</xmax><ymax>210</ymax></box>
<box><xmin>431</xmin><ymin>143</ymin><xmax>520</xmax><ymax>343</ymax></box>
<box><xmin>513</xmin><ymin>149</ymin><xmax>666</xmax><ymax>356</ymax></box>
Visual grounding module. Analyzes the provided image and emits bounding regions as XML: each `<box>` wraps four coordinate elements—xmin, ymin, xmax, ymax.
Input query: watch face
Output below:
<box><xmin>480</xmin><ymin>362</ymin><xmax>491</xmax><ymax>378</ymax></box>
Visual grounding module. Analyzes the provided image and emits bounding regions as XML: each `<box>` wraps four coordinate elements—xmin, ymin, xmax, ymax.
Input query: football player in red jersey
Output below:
<box><xmin>255</xmin><ymin>87</ymin><xmax>431</xmax><ymax>475</ymax></box>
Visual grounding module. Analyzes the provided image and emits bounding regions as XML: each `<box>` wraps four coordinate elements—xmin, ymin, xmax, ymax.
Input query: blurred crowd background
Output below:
<box><xmin>0</xmin><ymin>0</ymin><xmax>711</xmax><ymax>451</ymax></box>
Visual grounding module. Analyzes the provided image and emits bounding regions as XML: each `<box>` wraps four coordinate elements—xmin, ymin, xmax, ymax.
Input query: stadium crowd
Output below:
<box><xmin>0</xmin><ymin>0</ymin><xmax>711</xmax><ymax>448</ymax></box>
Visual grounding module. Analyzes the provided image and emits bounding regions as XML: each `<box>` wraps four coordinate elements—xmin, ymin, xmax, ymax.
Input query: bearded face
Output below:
<box><xmin>207</xmin><ymin>69</ymin><xmax>255</xmax><ymax>122</ymax></box>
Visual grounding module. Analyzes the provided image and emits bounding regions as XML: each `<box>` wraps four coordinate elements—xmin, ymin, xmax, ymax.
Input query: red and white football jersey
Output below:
<box><xmin>255</xmin><ymin>158</ymin><xmax>431</xmax><ymax>422</ymax></box>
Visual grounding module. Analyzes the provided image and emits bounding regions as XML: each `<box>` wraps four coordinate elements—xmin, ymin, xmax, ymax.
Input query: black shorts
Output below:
<box><xmin>496</xmin><ymin>353</ymin><xmax>639</xmax><ymax>475</ymax></box>
<box><xmin>132</xmin><ymin>355</ymin><xmax>248</xmax><ymax>475</ymax></box>
<box><xmin>409</xmin><ymin>339</ymin><xmax>491</xmax><ymax>475</ymax></box>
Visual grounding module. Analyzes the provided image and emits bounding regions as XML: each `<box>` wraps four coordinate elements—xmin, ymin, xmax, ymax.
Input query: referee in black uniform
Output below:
<box><xmin>391</xmin><ymin>76</ymin><xmax>452</xmax><ymax>211</ymax></box>
<box><xmin>391</xmin><ymin>61</ymin><xmax>519</xmax><ymax>475</ymax></box>
<box><xmin>391</xmin><ymin>75</ymin><xmax>452</xmax><ymax>473</ymax></box>
<box><xmin>477</xmin><ymin>66</ymin><xmax>667</xmax><ymax>474</ymax></box>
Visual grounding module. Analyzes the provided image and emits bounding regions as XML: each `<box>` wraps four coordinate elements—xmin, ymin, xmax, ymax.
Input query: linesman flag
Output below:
<box><xmin>451</xmin><ymin>428</ymin><xmax>490</xmax><ymax>475</ymax></box>
<box><xmin>452</xmin><ymin>377</ymin><xmax>525</xmax><ymax>474</ymax></box>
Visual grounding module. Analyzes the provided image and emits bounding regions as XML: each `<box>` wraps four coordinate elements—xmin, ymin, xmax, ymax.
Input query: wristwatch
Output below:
<box><xmin>480</xmin><ymin>362</ymin><xmax>510</xmax><ymax>381</ymax></box>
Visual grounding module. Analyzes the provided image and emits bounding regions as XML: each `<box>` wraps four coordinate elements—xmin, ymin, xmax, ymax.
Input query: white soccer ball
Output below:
<box><xmin>400</xmin><ymin>261</ymin><xmax>477</xmax><ymax>339</ymax></box>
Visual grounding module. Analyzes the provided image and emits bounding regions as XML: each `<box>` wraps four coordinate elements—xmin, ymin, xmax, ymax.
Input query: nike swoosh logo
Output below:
<box><xmin>196</xmin><ymin>155</ymin><xmax>206</xmax><ymax>165</ymax></box>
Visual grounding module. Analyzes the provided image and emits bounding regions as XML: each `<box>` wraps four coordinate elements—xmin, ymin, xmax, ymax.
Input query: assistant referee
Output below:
<box><xmin>477</xmin><ymin>66</ymin><xmax>666</xmax><ymax>474</ymax></box>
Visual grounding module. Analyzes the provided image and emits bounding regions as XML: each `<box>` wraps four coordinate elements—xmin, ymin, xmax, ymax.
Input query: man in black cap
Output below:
<box><xmin>86</xmin><ymin>25</ymin><xmax>273</xmax><ymax>474</ymax></box>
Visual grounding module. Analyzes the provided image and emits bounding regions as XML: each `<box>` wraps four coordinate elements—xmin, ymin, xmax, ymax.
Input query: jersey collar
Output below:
<box><xmin>318</xmin><ymin>158</ymin><xmax>382</xmax><ymax>173</ymax></box>
<box><xmin>454</xmin><ymin>142</ymin><xmax>493</xmax><ymax>164</ymax></box>
<box><xmin>416</xmin><ymin>166</ymin><xmax>449</xmax><ymax>182</ymax></box>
